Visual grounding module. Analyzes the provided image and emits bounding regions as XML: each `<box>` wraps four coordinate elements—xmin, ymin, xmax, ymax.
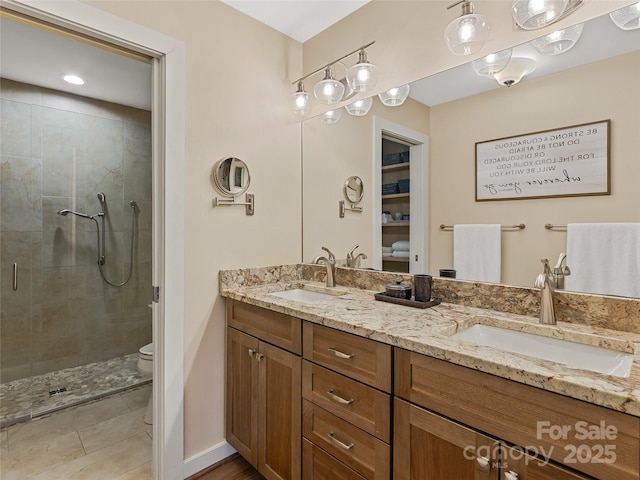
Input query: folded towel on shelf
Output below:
<box><xmin>564</xmin><ymin>223</ymin><xmax>640</xmax><ymax>298</ymax></box>
<box><xmin>392</xmin><ymin>250</ymin><xmax>410</xmax><ymax>258</ymax></box>
<box><xmin>391</xmin><ymin>240</ymin><xmax>410</xmax><ymax>251</ymax></box>
<box><xmin>453</xmin><ymin>224</ymin><xmax>501</xmax><ymax>283</ymax></box>
<box><xmin>382</xmin><ymin>246</ymin><xmax>393</xmax><ymax>254</ymax></box>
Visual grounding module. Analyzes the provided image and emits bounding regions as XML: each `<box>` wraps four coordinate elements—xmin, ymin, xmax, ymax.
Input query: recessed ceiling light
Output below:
<box><xmin>62</xmin><ymin>74</ymin><xmax>86</xmax><ymax>85</ymax></box>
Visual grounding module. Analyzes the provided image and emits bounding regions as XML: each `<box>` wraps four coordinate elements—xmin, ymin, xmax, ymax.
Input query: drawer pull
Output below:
<box><xmin>328</xmin><ymin>347</ymin><xmax>354</xmax><ymax>359</ymax></box>
<box><xmin>476</xmin><ymin>456</ymin><xmax>491</xmax><ymax>473</ymax></box>
<box><xmin>327</xmin><ymin>431</ymin><xmax>354</xmax><ymax>450</ymax></box>
<box><xmin>326</xmin><ymin>389</ymin><xmax>354</xmax><ymax>405</ymax></box>
<box><xmin>504</xmin><ymin>472</ymin><xmax>518</xmax><ymax>480</ymax></box>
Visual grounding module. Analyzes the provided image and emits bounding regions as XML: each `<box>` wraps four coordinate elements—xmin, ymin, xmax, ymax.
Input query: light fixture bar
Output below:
<box><xmin>292</xmin><ymin>41</ymin><xmax>375</xmax><ymax>86</ymax></box>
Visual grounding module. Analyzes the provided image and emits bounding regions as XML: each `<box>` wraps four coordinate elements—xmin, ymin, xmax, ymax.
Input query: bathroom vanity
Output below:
<box><xmin>220</xmin><ymin>264</ymin><xmax>640</xmax><ymax>480</ymax></box>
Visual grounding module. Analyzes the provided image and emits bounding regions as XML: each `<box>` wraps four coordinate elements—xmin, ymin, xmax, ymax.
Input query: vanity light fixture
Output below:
<box><xmin>61</xmin><ymin>74</ymin><xmax>85</xmax><ymax>85</ymax></box>
<box><xmin>345</xmin><ymin>96</ymin><xmax>373</xmax><ymax>116</ymax></box>
<box><xmin>321</xmin><ymin>109</ymin><xmax>342</xmax><ymax>125</ymax></box>
<box><xmin>492</xmin><ymin>58</ymin><xmax>536</xmax><ymax>87</ymax></box>
<box><xmin>531</xmin><ymin>23</ymin><xmax>583</xmax><ymax>55</ymax></box>
<box><xmin>346</xmin><ymin>48</ymin><xmax>378</xmax><ymax>93</ymax></box>
<box><xmin>610</xmin><ymin>2</ymin><xmax>640</xmax><ymax>30</ymax></box>
<box><xmin>511</xmin><ymin>0</ymin><xmax>583</xmax><ymax>30</ymax></box>
<box><xmin>471</xmin><ymin>48</ymin><xmax>512</xmax><ymax>76</ymax></box>
<box><xmin>290</xmin><ymin>41</ymin><xmax>376</xmax><ymax>114</ymax></box>
<box><xmin>378</xmin><ymin>84</ymin><xmax>411</xmax><ymax>106</ymax></box>
<box><xmin>313</xmin><ymin>66</ymin><xmax>345</xmax><ymax>104</ymax></box>
<box><xmin>444</xmin><ymin>0</ymin><xmax>490</xmax><ymax>56</ymax></box>
<box><xmin>290</xmin><ymin>80</ymin><xmax>310</xmax><ymax>116</ymax></box>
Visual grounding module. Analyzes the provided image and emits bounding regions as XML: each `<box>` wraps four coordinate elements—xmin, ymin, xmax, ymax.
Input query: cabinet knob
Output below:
<box><xmin>476</xmin><ymin>456</ymin><xmax>491</xmax><ymax>473</ymax></box>
<box><xmin>505</xmin><ymin>471</ymin><xmax>519</xmax><ymax>480</ymax></box>
<box><xmin>326</xmin><ymin>389</ymin><xmax>354</xmax><ymax>405</ymax></box>
<box><xmin>328</xmin><ymin>347</ymin><xmax>354</xmax><ymax>359</ymax></box>
<box><xmin>255</xmin><ymin>353</ymin><xmax>264</xmax><ymax>362</ymax></box>
<box><xmin>248</xmin><ymin>349</ymin><xmax>255</xmax><ymax>358</ymax></box>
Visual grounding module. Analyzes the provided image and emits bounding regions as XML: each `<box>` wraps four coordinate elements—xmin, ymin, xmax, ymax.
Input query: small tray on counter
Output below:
<box><xmin>374</xmin><ymin>292</ymin><xmax>441</xmax><ymax>309</ymax></box>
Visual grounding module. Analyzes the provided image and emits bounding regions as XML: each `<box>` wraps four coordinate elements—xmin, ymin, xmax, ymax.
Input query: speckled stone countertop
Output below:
<box><xmin>219</xmin><ymin>265</ymin><xmax>640</xmax><ymax>417</ymax></box>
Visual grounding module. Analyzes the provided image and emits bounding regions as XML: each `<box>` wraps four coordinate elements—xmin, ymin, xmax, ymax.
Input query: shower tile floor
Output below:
<box><xmin>0</xmin><ymin>383</ymin><xmax>152</xmax><ymax>479</ymax></box>
<box><xmin>0</xmin><ymin>354</ymin><xmax>150</xmax><ymax>428</ymax></box>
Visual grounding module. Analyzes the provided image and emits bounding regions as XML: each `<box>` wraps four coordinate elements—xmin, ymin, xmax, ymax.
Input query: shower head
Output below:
<box><xmin>97</xmin><ymin>192</ymin><xmax>106</xmax><ymax>205</ymax></box>
<box><xmin>57</xmin><ymin>209</ymin><xmax>92</xmax><ymax>219</ymax></box>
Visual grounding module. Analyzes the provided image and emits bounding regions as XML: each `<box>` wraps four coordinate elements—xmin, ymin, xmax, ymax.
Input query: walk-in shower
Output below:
<box><xmin>1</xmin><ymin>79</ymin><xmax>152</xmax><ymax>427</ymax></box>
<box><xmin>58</xmin><ymin>192</ymin><xmax>138</xmax><ymax>287</ymax></box>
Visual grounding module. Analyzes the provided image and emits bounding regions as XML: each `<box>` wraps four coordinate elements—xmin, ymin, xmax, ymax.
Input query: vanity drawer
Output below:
<box><xmin>395</xmin><ymin>348</ymin><xmax>640</xmax><ymax>480</ymax></box>
<box><xmin>302</xmin><ymin>360</ymin><xmax>391</xmax><ymax>442</ymax></box>
<box><xmin>302</xmin><ymin>322</ymin><xmax>392</xmax><ymax>392</ymax></box>
<box><xmin>302</xmin><ymin>438</ymin><xmax>366</xmax><ymax>480</ymax></box>
<box><xmin>302</xmin><ymin>400</ymin><xmax>390</xmax><ymax>480</ymax></box>
<box><xmin>227</xmin><ymin>299</ymin><xmax>301</xmax><ymax>354</ymax></box>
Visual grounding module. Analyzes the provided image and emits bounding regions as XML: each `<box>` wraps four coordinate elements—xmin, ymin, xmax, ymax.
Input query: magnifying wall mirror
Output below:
<box><xmin>344</xmin><ymin>175</ymin><xmax>364</xmax><ymax>205</ymax></box>
<box><xmin>212</xmin><ymin>157</ymin><xmax>250</xmax><ymax>197</ymax></box>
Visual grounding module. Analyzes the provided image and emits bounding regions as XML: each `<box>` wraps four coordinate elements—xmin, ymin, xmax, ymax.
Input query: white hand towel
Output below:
<box><xmin>392</xmin><ymin>250</ymin><xmax>410</xmax><ymax>258</ymax></box>
<box><xmin>392</xmin><ymin>240</ymin><xmax>410</xmax><ymax>251</ymax></box>
<box><xmin>453</xmin><ymin>224</ymin><xmax>501</xmax><ymax>283</ymax></box>
<box><xmin>564</xmin><ymin>223</ymin><xmax>640</xmax><ymax>298</ymax></box>
<box><xmin>382</xmin><ymin>246</ymin><xmax>393</xmax><ymax>254</ymax></box>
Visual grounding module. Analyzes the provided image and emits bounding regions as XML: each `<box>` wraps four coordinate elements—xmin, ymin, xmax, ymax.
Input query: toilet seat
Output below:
<box><xmin>139</xmin><ymin>342</ymin><xmax>153</xmax><ymax>361</ymax></box>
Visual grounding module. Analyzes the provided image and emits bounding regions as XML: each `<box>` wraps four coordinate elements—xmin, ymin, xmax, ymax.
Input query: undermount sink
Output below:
<box><xmin>452</xmin><ymin>324</ymin><xmax>633</xmax><ymax>378</ymax></box>
<box><xmin>268</xmin><ymin>286</ymin><xmax>346</xmax><ymax>304</ymax></box>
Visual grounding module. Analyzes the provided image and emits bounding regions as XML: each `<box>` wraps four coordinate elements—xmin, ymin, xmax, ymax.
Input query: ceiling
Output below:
<box><xmin>1</xmin><ymin>3</ymin><xmax>637</xmax><ymax>111</ymax></box>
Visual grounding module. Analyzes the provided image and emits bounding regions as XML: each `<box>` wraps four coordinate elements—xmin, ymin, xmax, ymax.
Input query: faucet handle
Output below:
<box><xmin>321</xmin><ymin>246</ymin><xmax>335</xmax><ymax>262</ymax></box>
<box><xmin>347</xmin><ymin>244</ymin><xmax>359</xmax><ymax>258</ymax></box>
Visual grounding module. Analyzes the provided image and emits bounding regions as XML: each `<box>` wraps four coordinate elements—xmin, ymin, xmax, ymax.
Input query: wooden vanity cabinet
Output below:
<box><xmin>302</xmin><ymin>322</ymin><xmax>392</xmax><ymax>480</ymax></box>
<box><xmin>395</xmin><ymin>348</ymin><xmax>639</xmax><ymax>480</ymax></box>
<box><xmin>226</xmin><ymin>300</ymin><xmax>301</xmax><ymax>480</ymax></box>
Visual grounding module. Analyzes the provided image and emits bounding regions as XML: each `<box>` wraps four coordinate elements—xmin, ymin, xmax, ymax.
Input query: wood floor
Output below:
<box><xmin>190</xmin><ymin>454</ymin><xmax>264</xmax><ymax>480</ymax></box>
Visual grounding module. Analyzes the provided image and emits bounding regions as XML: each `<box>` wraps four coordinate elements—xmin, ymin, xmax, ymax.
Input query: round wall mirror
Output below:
<box><xmin>212</xmin><ymin>157</ymin><xmax>250</xmax><ymax>197</ymax></box>
<box><xmin>343</xmin><ymin>176</ymin><xmax>364</xmax><ymax>205</ymax></box>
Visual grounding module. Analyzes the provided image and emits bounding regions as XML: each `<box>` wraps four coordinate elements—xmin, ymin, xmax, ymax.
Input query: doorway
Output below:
<box><xmin>0</xmin><ymin>1</ymin><xmax>185</xmax><ymax>479</ymax></box>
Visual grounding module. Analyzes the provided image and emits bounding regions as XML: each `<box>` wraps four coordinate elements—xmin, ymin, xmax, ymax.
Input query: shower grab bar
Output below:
<box><xmin>12</xmin><ymin>263</ymin><xmax>18</xmax><ymax>291</ymax></box>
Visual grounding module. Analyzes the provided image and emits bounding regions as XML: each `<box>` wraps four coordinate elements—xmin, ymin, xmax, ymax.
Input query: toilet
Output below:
<box><xmin>137</xmin><ymin>342</ymin><xmax>153</xmax><ymax>425</ymax></box>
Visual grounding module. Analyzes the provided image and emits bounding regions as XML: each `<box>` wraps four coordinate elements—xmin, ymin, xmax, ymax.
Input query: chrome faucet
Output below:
<box><xmin>314</xmin><ymin>246</ymin><xmax>336</xmax><ymax>287</ymax></box>
<box><xmin>534</xmin><ymin>258</ymin><xmax>556</xmax><ymax>325</ymax></box>
<box><xmin>552</xmin><ymin>252</ymin><xmax>571</xmax><ymax>289</ymax></box>
<box><xmin>346</xmin><ymin>244</ymin><xmax>368</xmax><ymax>268</ymax></box>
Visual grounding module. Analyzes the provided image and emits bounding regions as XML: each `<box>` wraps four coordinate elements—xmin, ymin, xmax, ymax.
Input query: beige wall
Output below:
<box><xmin>87</xmin><ymin>0</ymin><xmax>302</xmax><ymax>459</ymax></box>
<box><xmin>302</xmin><ymin>97</ymin><xmax>429</xmax><ymax>265</ymax></box>
<box><xmin>430</xmin><ymin>51</ymin><xmax>640</xmax><ymax>286</ymax></box>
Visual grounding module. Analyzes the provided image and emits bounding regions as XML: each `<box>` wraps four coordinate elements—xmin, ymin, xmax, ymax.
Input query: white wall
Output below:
<box><xmin>87</xmin><ymin>0</ymin><xmax>302</xmax><ymax>461</ymax></box>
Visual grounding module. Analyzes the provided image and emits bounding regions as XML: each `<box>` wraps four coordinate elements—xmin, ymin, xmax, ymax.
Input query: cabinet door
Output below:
<box><xmin>501</xmin><ymin>445</ymin><xmax>593</xmax><ymax>480</ymax></box>
<box><xmin>394</xmin><ymin>398</ymin><xmax>499</xmax><ymax>480</ymax></box>
<box><xmin>226</xmin><ymin>327</ymin><xmax>259</xmax><ymax>467</ymax></box>
<box><xmin>258</xmin><ymin>341</ymin><xmax>301</xmax><ymax>480</ymax></box>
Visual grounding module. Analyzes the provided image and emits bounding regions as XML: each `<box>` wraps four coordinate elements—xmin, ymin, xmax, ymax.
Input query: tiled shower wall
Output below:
<box><xmin>0</xmin><ymin>79</ymin><xmax>152</xmax><ymax>383</ymax></box>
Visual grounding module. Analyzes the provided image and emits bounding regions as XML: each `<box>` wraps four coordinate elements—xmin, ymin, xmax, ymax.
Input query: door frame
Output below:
<box><xmin>373</xmin><ymin>116</ymin><xmax>429</xmax><ymax>274</ymax></box>
<box><xmin>2</xmin><ymin>1</ymin><xmax>186</xmax><ymax>478</ymax></box>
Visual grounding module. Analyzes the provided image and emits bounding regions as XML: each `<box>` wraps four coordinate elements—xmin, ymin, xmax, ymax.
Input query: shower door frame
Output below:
<box><xmin>2</xmin><ymin>1</ymin><xmax>186</xmax><ymax>479</ymax></box>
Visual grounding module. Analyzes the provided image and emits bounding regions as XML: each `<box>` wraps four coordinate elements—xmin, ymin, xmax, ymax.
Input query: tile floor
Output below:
<box><xmin>0</xmin><ymin>384</ymin><xmax>152</xmax><ymax>480</ymax></box>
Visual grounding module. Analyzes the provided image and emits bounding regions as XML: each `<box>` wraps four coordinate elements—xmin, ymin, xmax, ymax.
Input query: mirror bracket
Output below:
<box><xmin>339</xmin><ymin>200</ymin><xmax>363</xmax><ymax>218</ymax></box>
<box><xmin>213</xmin><ymin>193</ymin><xmax>255</xmax><ymax>216</ymax></box>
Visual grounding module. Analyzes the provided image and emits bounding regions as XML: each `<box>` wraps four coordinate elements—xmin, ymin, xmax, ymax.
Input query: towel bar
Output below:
<box><xmin>440</xmin><ymin>223</ymin><xmax>525</xmax><ymax>231</ymax></box>
<box><xmin>545</xmin><ymin>223</ymin><xmax>567</xmax><ymax>230</ymax></box>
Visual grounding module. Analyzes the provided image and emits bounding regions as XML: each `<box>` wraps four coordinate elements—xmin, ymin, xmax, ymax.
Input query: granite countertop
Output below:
<box><xmin>220</xmin><ymin>279</ymin><xmax>640</xmax><ymax>417</ymax></box>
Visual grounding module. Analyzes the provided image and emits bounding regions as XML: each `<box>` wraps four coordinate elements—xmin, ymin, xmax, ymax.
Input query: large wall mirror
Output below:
<box><xmin>302</xmin><ymin>12</ymin><xmax>640</xmax><ymax>297</ymax></box>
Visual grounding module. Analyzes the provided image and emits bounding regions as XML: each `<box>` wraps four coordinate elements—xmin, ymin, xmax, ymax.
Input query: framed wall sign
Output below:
<box><xmin>475</xmin><ymin>120</ymin><xmax>610</xmax><ymax>201</ymax></box>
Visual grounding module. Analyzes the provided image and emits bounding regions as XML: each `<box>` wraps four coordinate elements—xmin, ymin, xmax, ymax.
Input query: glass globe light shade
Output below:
<box><xmin>512</xmin><ymin>0</ymin><xmax>569</xmax><ymax>30</ymax></box>
<box><xmin>346</xmin><ymin>49</ymin><xmax>378</xmax><ymax>92</ymax></box>
<box><xmin>313</xmin><ymin>66</ymin><xmax>345</xmax><ymax>104</ymax></box>
<box><xmin>531</xmin><ymin>23</ymin><xmax>583</xmax><ymax>55</ymax></box>
<box><xmin>290</xmin><ymin>81</ymin><xmax>310</xmax><ymax>116</ymax></box>
<box><xmin>321</xmin><ymin>109</ymin><xmax>342</xmax><ymax>125</ymax></box>
<box><xmin>610</xmin><ymin>2</ymin><xmax>640</xmax><ymax>30</ymax></box>
<box><xmin>378</xmin><ymin>85</ymin><xmax>411</xmax><ymax>106</ymax></box>
<box><xmin>444</xmin><ymin>13</ymin><xmax>490</xmax><ymax>56</ymax></box>
<box><xmin>471</xmin><ymin>48</ymin><xmax>513</xmax><ymax>76</ymax></box>
<box><xmin>345</xmin><ymin>96</ymin><xmax>373</xmax><ymax>116</ymax></box>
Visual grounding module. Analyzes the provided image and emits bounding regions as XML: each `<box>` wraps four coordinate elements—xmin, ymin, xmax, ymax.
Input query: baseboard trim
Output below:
<box><xmin>183</xmin><ymin>440</ymin><xmax>237</xmax><ymax>479</ymax></box>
